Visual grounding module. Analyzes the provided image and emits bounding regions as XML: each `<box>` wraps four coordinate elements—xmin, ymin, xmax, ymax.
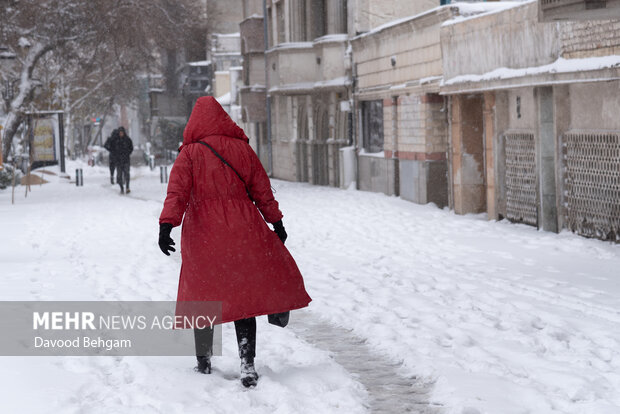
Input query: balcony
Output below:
<box><xmin>540</xmin><ymin>0</ymin><xmax>620</xmax><ymax>21</ymax></box>
<box><xmin>265</xmin><ymin>35</ymin><xmax>349</xmax><ymax>95</ymax></box>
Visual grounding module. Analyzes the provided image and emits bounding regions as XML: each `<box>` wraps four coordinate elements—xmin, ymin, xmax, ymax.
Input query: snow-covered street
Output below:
<box><xmin>1</xmin><ymin>161</ymin><xmax>620</xmax><ymax>414</ymax></box>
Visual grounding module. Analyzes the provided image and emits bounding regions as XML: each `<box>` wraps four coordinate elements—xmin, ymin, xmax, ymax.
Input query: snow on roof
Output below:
<box><xmin>313</xmin><ymin>34</ymin><xmax>349</xmax><ymax>44</ymax></box>
<box><xmin>443</xmin><ymin>55</ymin><xmax>620</xmax><ymax>86</ymax></box>
<box><xmin>188</xmin><ymin>60</ymin><xmax>212</xmax><ymax>67</ymax></box>
<box><xmin>314</xmin><ymin>76</ymin><xmax>350</xmax><ymax>88</ymax></box>
<box><xmin>266</xmin><ymin>42</ymin><xmax>313</xmax><ymax>52</ymax></box>
<box><xmin>353</xmin><ymin>1</ymin><xmax>529</xmax><ymax>41</ymax></box>
<box><xmin>419</xmin><ymin>75</ymin><xmax>443</xmax><ymax>85</ymax></box>
<box><xmin>442</xmin><ymin>0</ymin><xmax>534</xmax><ymax>26</ymax></box>
<box><xmin>213</xmin><ymin>32</ymin><xmax>240</xmax><ymax>38</ymax></box>
<box><xmin>216</xmin><ymin>92</ymin><xmax>232</xmax><ymax>105</ymax></box>
<box><xmin>212</xmin><ymin>52</ymin><xmax>241</xmax><ymax>56</ymax></box>
<box><xmin>269</xmin><ymin>77</ymin><xmax>350</xmax><ymax>93</ymax></box>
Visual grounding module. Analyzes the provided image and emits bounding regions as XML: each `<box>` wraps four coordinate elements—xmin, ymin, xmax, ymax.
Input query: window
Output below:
<box><xmin>291</xmin><ymin>0</ymin><xmax>307</xmax><ymax>41</ymax></box>
<box><xmin>361</xmin><ymin>100</ymin><xmax>384</xmax><ymax>153</ymax></box>
<box><xmin>308</xmin><ymin>0</ymin><xmax>326</xmax><ymax>39</ymax></box>
<box><xmin>276</xmin><ymin>2</ymin><xmax>285</xmax><ymax>44</ymax></box>
<box><xmin>150</xmin><ymin>93</ymin><xmax>159</xmax><ymax>117</ymax></box>
<box><xmin>267</xmin><ymin>6</ymin><xmax>273</xmax><ymax>48</ymax></box>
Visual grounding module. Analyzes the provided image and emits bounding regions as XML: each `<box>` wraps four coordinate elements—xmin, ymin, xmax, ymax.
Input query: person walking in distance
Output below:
<box><xmin>158</xmin><ymin>97</ymin><xmax>311</xmax><ymax>388</ymax></box>
<box><xmin>103</xmin><ymin>128</ymin><xmax>119</xmax><ymax>184</ymax></box>
<box><xmin>114</xmin><ymin>127</ymin><xmax>133</xmax><ymax>194</ymax></box>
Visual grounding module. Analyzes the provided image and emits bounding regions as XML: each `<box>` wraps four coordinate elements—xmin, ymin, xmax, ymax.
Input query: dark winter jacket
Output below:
<box><xmin>106</xmin><ymin>127</ymin><xmax>133</xmax><ymax>165</ymax></box>
<box><xmin>159</xmin><ymin>97</ymin><xmax>311</xmax><ymax>324</ymax></box>
<box><xmin>104</xmin><ymin>129</ymin><xmax>119</xmax><ymax>163</ymax></box>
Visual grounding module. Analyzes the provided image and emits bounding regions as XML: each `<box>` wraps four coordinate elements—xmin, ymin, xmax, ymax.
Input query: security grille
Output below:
<box><xmin>563</xmin><ymin>131</ymin><xmax>620</xmax><ymax>241</ymax></box>
<box><xmin>505</xmin><ymin>132</ymin><xmax>538</xmax><ymax>226</ymax></box>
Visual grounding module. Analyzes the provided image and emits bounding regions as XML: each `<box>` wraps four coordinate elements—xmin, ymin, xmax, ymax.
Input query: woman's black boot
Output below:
<box><xmin>240</xmin><ymin>357</ymin><xmax>258</xmax><ymax>388</ymax></box>
<box><xmin>194</xmin><ymin>327</ymin><xmax>213</xmax><ymax>374</ymax></box>
<box><xmin>235</xmin><ymin>317</ymin><xmax>258</xmax><ymax>387</ymax></box>
<box><xmin>195</xmin><ymin>355</ymin><xmax>211</xmax><ymax>374</ymax></box>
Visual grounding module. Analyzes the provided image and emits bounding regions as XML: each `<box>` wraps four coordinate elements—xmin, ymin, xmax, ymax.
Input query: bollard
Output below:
<box><xmin>75</xmin><ymin>168</ymin><xmax>83</xmax><ymax>187</ymax></box>
<box><xmin>149</xmin><ymin>155</ymin><xmax>155</xmax><ymax>171</ymax></box>
<box><xmin>160</xmin><ymin>166</ymin><xmax>168</xmax><ymax>184</ymax></box>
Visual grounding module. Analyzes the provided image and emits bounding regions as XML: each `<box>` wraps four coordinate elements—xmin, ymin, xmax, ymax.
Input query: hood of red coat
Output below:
<box><xmin>180</xmin><ymin>97</ymin><xmax>248</xmax><ymax>151</ymax></box>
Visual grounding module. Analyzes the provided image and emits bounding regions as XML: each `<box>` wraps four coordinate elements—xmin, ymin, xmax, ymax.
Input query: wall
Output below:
<box><xmin>352</xmin><ymin>7</ymin><xmax>452</xmax><ymax>204</ymax></box>
<box><xmin>215</xmin><ymin>72</ymin><xmax>231</xmax><ymax>99</ymax></box>
<box><xmin>240</xmin><ymin>17</ymin><xmax>264</xmax><ymax>55</ymax></box>
<box><xmin>242</xmin><ymin>0</ymin><xmax>263</xmax><ymax>18</ymax></box>
<box><xmin>266</xmin><ymin>44</ymin><xmax>316</xmax><ymax>88</ymax></box>
<box><xmin>568</xmin><ymin>82</ymin><xmax>620</xmax><ymax>130</ymax></box>
<box><xmin>314</xmin><ymin>37</ymin><xmax>348</xmax><ymax>82</ymax></box>
<box><xmin>450</xmin><ymin>94</ymin><xmax>486</xmax><ymax>214</ymax></box>
<box><xmin>208</xmin><ymin>0</ymin><xmax>245</xmax><ymax>34</ymax></box>
<box><xmin>349</xmin><ymin>0</ymin><xmax>437</xmax><ymax>34</ymax></box>
<box><xmin>394</xmin><ymin>94</ymin><xmax>447</xmax><ymax>155</ymax></box>
<box><xmin>272</xmin><ymin>140</ymin><xmax>297</xmax><ymax>181</ymax></box>
<box><xmin>357</xmin><ymin>155</ymin><xmax>397</xmax><ymax>195</ymax></box>
<box><xmin>353</xmin><ymin>8</ymin><xmax>451</xmax><ymax>90</ymax></box>
<box><xmin>561</xmin><ymin>19</ymin><xmax>620</xmax><ymax>58</ymax></box>
<box><xmin>441</xmin><ymin>2</ymin><xmax>560</xmax><ymax>81</ymax></box>
<box><xmin>507</xmin><ymin>88</ymin><xmax>537</xmax><ymax>131</ymax></box>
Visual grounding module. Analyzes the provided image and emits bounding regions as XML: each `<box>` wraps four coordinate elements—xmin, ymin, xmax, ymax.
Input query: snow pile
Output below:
<box><xmin>443</xmin><ymin>55</ymin><xmax>620</xmax><ymax>86</ymax></box>
<box><xmin>0</xmin><ymin>161</ymin><xmax>368</xmax><ymax>414</ymax></box>
<box><xmin>281</xmin><ymin>183</ymin><xmax>620</xmax><ymax>414</ymax></box>
<box><xmin>1</xmin><ymin>160</ymin><xmax>620</xmax><ymax>413</ymax></box>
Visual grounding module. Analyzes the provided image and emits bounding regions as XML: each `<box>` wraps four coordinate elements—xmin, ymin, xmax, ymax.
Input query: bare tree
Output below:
<box><xmin>0</xmin><ymin>0</ymin><xmax>206</xmax><ymax>162</ymax></box>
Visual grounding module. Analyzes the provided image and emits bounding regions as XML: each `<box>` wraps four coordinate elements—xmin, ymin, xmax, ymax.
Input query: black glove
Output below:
<box><xmin>272</xmin><ymin>220</ymin><xmax>287</xmax><ymax>244</ymax></box>
<box><xmin>159</xmin><ymin>223</ymin><xmax>176</xmax><ymax>256</ymax></box>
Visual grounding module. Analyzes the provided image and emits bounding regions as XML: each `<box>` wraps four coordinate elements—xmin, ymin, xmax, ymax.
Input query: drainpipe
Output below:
<box><xmin>391</xmin><ymin>96</ymin><xmax>399</xmax><ymax>197</ymax></box>
<box><xmin>446</xmin><ymin>95</ymin><xmax>454</xmax><ymax>210</ymax></box>
<box><xmin>351</xmin><ymin>58</ymin><xmax>360</xmax><ymax>191</ymax></box>
<box><xmin>263</xmin><ymin>0</ymin><xmax>273</xmax><ymax>176</ymax></box>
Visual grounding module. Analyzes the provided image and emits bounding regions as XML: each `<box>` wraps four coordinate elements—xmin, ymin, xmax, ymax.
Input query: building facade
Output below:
<box><xmin>263</xmin><ymin>0</ymin><xmax>351</xmax><ymax>185</ymax></box>
<box><xmin>247</xmin><ymin>0</ymin><xmax>442</xmax><ymax>185</ymax></box>
<box><xmin>351</xmin><ymin>5</ymin><xmax>457</xmax><ymax>205</ymax></box>
<box><xmin>239</xmin><ymin>10</ymin><xmax>269</xmax><ymax>166</ymax></box>
<box><xmin>441</xmin><ymin>1</ymin><xmax>620</xmax><ymax>241</ymax></box>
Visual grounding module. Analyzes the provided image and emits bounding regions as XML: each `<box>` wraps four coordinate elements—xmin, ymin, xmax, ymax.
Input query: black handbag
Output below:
<box><xmin>197</xmin><ymin>141</ymin><xmax>291</xmax><ymax>328</ymax></box>
<box><xmin>267</xmin><ymin>312</ymin><xmax>290</xmax><ymax>328</ymax></box>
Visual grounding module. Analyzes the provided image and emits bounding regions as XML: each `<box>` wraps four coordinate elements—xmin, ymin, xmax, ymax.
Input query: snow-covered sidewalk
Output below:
<box><xmin>1</xmin><ymin>161</ymin><xmax>619</xmax><ymax>413</ymax></box>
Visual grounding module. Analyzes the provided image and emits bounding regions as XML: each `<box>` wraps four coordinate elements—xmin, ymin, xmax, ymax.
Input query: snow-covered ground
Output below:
<box><xmin>1</xmin><ymin>160</ymin><xmax>620</xmax><ymax>414</ymax></box>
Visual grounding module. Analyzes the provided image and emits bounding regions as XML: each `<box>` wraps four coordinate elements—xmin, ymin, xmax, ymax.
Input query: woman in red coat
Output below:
<box><xmin>158</xmin><ymin>97</ymin><xmax>311</xmax><ymax>387</ymax></box>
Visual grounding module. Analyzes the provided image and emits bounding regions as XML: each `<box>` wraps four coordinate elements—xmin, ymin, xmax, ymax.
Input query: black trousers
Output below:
<box><xmin>194</xmin><ymin>317</ymin><xmax>256</xmax><ymax>362</ymax></box>
<box><xmin>109</xmin><ymin>161</ymin><xmax>116</xmax><ymax>177</ymax></box>
<box><xmin>116</xmin><ymin>162</ymin><xmax>130</xmax><ymax>189</ymax></box>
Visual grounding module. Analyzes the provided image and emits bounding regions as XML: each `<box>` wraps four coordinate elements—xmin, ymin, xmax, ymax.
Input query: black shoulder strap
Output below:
<box><xmin>196</xmin><ymin>141</ymin><xmax>252</xmax><ymax>200</ymax></box>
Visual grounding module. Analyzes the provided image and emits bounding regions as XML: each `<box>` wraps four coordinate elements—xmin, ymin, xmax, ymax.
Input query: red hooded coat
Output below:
<box><xmin>159</xmin><ymin>97</ymin><xmax>311</xmax><ymax>324</ymax></box>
